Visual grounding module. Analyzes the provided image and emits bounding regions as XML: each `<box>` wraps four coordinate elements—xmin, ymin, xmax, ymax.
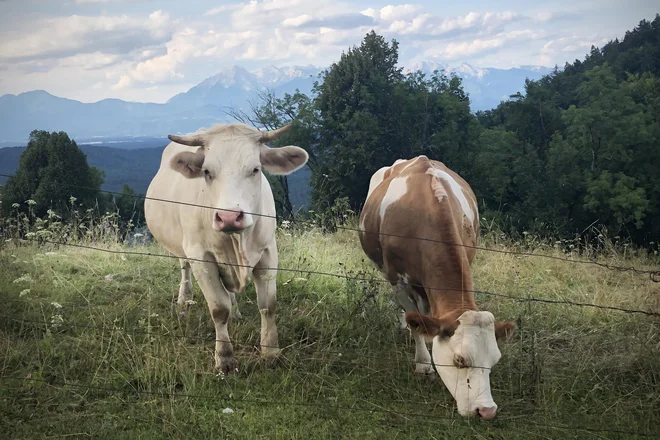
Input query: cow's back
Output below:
<box><xmin>359</xmin><ymin>156</ymin><xmax>479</xmax><ymax>309</ymax></box>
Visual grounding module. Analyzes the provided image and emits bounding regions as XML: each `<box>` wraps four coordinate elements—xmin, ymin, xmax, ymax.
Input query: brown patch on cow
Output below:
<box><xmin>494</xmin><ymin>320</ymin><xmax>517</xmax><ymax>340</ymax></box>
<box><xmin>405</xmin><ymin>311</ymin><xmax>460</xmax><ymax>339</ymax></box>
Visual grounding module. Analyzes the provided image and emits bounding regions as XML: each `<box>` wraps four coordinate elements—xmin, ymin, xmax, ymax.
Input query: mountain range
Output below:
<box><xmin>0</xmin><ymin>63</ymin><xmax>554</xmax><ymax>145</ymax></box>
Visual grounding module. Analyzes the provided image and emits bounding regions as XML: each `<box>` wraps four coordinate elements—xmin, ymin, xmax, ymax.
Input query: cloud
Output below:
<box><xmin>204</xmin><ymin>4</ymin><xmax>242</xmax><ymax>16</ymax></box>
<box><xmin>282</xmin><ymin>13</ymin><xmax>375</xmax><ymax>29</ymax></box>
<box><xmin>0</xmin><ymin>10</ymin><xmax>173</xmax><ymax>63</ymax></box>
<box><xmin>425</xmin><ymin>29</ymin><xmax>546</xmax><ymax>60</ymax></box>
<box><xmin>76</xmin><ymin>0</ymin><xmax>150</xmax><ymax>3</ymax></box>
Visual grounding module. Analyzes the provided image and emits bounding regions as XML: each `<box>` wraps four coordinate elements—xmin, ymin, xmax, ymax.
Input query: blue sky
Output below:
<box><xmin>0</xmin><ymin>0</ymin><xmax>657</xmax><ymax>103</ymax></box>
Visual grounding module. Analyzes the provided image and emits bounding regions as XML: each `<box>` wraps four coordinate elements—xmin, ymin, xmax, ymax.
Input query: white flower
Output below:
<box><xmin>69</xmin><ymin>196</ymin><xmax>77</xmax><ymax>204</ymax></box>
<box><xmin>150</xmin><ymin>313</ymin><xmax>159</xmax><ymax>318</ymax></box>
<box><xmin>184</xmin><ymin>300</ymin><xmax>197</xmax><ymax>306</ymax></box>
<box><xmin>133</xmin><ymin>233</ymin><xmax>144</xmax><ymax>238</ymax></box>
<box><xmin>222</xmin><ymin>408</ymin><xmax>234</xmax><ymax>414</ymax></box>
<box><xmin>25</xmin><ymin>232</ymin><xmax>36</xmax><ymax>238</ymax></box>
<box><xmin>13</xmin><ymin>274</ymin><xmax>34</xmax><ymax>284</ymax></box>
<box><xmin>25</xmin><ymin>199</ymin><xmax>37</xmax><ymax>206</ymax></box>
<box><xmin>11</xmin><ymin>203</ymin><xmax>20</xmax><ymax>209</ymax></box>
<box><xmin>50</xmin><ymin>314</ymin><xmax>64</xmax><ymax>329</ymax></box>
<box><xmin>19</xmin><ymin>289</ymin><xmax>31</xmax><ymax>297</ymax></box>
<box><xmin>51</xmin><ymin>302</ymin><xmax>63</xmax><ymax>309</ymax></box>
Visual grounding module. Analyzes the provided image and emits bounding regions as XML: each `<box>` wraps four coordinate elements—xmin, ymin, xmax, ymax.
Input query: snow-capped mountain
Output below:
<box><xmin>406</xmin><ymin>61</ymin><xmax>554</xmax><ymax>111</ymax></box>
<box><xmin>166</xmin><ymin>64</ymin><xmax>321</xmax><ymax>111</ymax></box>
<box><xmin>0</xmin><ymin>62</ymin><xmax>553</xmax><ymax>143</ymax></box>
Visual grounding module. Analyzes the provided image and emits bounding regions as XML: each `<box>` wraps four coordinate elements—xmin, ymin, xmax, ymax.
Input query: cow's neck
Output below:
<box><xmin>425</xmin><ymin>257</ymin><xmax>479</xmax><ymax>318</ymax></box>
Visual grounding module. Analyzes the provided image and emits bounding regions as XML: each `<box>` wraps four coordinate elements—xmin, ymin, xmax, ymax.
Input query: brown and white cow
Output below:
<box><xmin>145</xmin><ymin>123</ymin><xmax>308</xmax><ymax>374</ymax></box>
<box><xmin>359</xmin><ymin>155</ymin><xmax>515</xmax><ymax>420</ymax></box>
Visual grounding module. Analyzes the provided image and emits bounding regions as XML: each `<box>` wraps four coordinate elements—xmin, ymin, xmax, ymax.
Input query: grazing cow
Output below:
<box><xmin>358</xmin><ymin>156</ymin><xmax>515</xmax><ymax>420</ymax></box>
<box><xmin>144</xmin><ymin>123</ymin><xmax>308</xmax><ymax>373</ymax></box>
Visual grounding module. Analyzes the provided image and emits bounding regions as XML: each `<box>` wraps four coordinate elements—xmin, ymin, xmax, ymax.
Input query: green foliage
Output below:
<box><xmin>473</xmin><ymin>16</ymin><xmax>660</xmax><ymax>243</ymax></box>
<box><xmin>1</xmin><ymin>130</ymin><xmax>104</xmax><ymax>218</ymax></box>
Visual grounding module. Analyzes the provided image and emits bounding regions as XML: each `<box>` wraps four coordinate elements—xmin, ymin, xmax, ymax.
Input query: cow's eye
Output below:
<box><xmin>252</xmin><ymin>167</ymin><xmax>260</xmax><ymax>176</ymax></box>
<box><xmin>203</xmin><ymin>169</ymin><xmax>211</xmax><ymax>178</ymax></box>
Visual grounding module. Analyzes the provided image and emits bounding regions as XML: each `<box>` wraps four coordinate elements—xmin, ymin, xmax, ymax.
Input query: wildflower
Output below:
<box><xmin>25</xmin><ymin>199</ymin><xmax>37</xmax><ymax>206</ymax></box>
<box><xmin>50</xmin><ymin>314</ymin><xmax>64</xmax><ymax>329</ymax></box>
<box><xmin>222</xmin><ymin>408</ymin><xmax>234</xmax><ymax>414</ymax></box>
<box><xmin>184</xmin><ymin>300</ymin><xmax>197</xmax><ymax>306</ymax></box>
<box><xmin>19</xmin><ymin>289</ymin><xmax>30</xmax><ymax>297</ymax></box>
<box><xmin>51</xmin><ymin>302</ymin><xmax>63</xmax><ymax>309</ymax></box>
<box><xmin>150</xmin><ymin>312</ymin><xmax>159</xmax><ymax>318</ymax></box>
<box><xmin>69</xmin><ymin>196</ymin><xmax>77</xmax><ymax>204</ymax></box>
<box><xmin>26</xmin><ymin>232</ymin><xmax>36</xmax><ymax>239</ymax></box>
<box><xmin>13</xmin><ymin>274</ymin><xmax>34</xmax><ymax>284</ymax></box>
<box><xmin>133</xmin><ymin>233</ymin><xmax>144</xmax><ymax>238</ymax></box>
<box><xmin>11</xmin><ymin>203</ymin><xmax>20</xmax><ymax>209</ymax></box>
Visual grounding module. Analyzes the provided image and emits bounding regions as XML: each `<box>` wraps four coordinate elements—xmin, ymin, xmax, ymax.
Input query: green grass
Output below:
<box><xmin>1</xmin><ymin>225</ymin><xmax>659</xmax><ymax>439</ymax></box>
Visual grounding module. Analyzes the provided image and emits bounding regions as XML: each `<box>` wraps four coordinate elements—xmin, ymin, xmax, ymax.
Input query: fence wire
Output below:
<box><xmin>0</xmin><ymin>376</ymin><xmax>657</xmax><ymax>438</ymax></box>
<box><xmin>10</xmin><ymin>237</ymin><xmax>659</xmax><ymax>317</ymax></box>
<box><xmin>1</xmin><ymin>172</ymin><xmax>658</xmax><ymax>282</ymax></box>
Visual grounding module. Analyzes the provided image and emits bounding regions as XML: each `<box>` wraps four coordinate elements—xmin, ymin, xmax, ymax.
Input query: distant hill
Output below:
<box><xmin>0</xmin><ymin>143</ymin><xmax>312</xmax><ymax>209</ymax></box>
<box><xmin>0</xmin><ymin>63</ymin><xmax>553</xmax><ymax>144</ymax></box>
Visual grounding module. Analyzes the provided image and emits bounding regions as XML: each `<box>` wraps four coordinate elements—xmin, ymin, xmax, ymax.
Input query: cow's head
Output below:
<box><xmin>167</xmin><ymin>123</ymin><xmax>308</xmax><ymax>233</ymax></box>
<box><xmin>406</xmin><ymin>310</ymin><xmax>515</xmax><ymax>420</ymax></box>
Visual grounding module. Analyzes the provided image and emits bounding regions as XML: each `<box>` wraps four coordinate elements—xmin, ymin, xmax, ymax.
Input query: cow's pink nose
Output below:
<box><xmin>214</xmin><ymin>210</ymin><xmax>246</xmax><ymax>232</ymax></box>
<box><xmin>476</xmin><ymin>406</ymin><xmax>497</xmax><ymax>421</ymax></box>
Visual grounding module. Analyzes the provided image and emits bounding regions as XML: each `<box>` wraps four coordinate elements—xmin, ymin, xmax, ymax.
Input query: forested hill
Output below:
<box><xmin>471</xmin><ymin>15</ymin><xmax>660</xmax><ymax>243</ymax></box>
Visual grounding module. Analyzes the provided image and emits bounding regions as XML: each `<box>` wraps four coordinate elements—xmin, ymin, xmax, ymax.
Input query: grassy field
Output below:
<box><xmin>1</xmin><ymin>224</ymin><xmax>659</xmax><ymax>439</ymax></box>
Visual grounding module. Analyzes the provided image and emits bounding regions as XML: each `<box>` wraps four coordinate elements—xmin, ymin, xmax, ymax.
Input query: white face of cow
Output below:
<box><xmin>406</xmin><ymin>310</ymin><xmax>515</xmax><ymax>420</ymax></box>
<box><xmin>167</xmin><ymin>124</ymin><xmax>308</xmax><ymax>233</ymax></box>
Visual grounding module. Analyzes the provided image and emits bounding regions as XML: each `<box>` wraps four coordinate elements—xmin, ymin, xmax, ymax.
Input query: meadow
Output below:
<box><xmin>1</xmin><ymin>215</ymin><xmax>659</xmax><ymax>439</ymax></box>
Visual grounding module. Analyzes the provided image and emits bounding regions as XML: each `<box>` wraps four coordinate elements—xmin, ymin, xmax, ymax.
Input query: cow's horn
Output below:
<box><xmin>259</xmin><ymin>124</ymin><xmax>292</xmax><ymax>143</ymax></box>
<box><xmin>168</xmin><ymin>134</ymin><xmax>205</xmax><ymax>147</ymax></box>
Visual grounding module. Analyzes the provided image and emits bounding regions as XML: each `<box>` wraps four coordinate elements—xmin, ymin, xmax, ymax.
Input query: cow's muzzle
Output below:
<box><xmin>213</xmin><ymin>209</ymin><xmax>247</xmax><ymax>233</ymax></box>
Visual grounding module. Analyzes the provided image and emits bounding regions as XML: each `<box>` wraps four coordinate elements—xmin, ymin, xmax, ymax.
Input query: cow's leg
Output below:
<box><xmin>177</xmin><ymin>259</ymin><xmax>193</xmax><ymax>305</ymax></box>
<box><xmin>394</xmin><ymin>283</ymin><xmax>434</xmax><ymax>375</ymax></box>
<box><xmin>229</xmin><ymin>291</ymin><xmax>242</xmax><ymax>320</ymax></box>
<box><xmin>253</xmin><ymin>246</ymin><xmax>280</xmax><ymax>357</ymax></box>
<box><xmin>188</xmin><ymin>256</ymin><xmax>236</xmax><ymax>373</ymax></box>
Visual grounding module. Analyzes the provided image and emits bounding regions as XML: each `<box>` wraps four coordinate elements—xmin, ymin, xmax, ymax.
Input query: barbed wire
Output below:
<box><xmin>0</xmin><ymin>376</ymin><xmax>657</xmax><ymax>438</ymax></box>
<box><xmin>1</xmin><ymin>172</ymin><xmax>658</xmax><ymax>281</ymax></box>
<box><xmin>12</xmin><ymin>237</ymin><xmax>660</xmax><ymax>317</ymax></box>
<box><xmin>1</xmin><ymin>313</ymin><xmax>642</xmax><ymax>379</ymax></box>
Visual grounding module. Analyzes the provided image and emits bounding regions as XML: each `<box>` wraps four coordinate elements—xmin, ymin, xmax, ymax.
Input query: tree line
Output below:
<box><xmin>2</xmin><ymin>15</ymin><xmax>659</xmax><ymax>245</ymax></box>
<box><xmin>252</xmin><ymin>16</ymin><xmax>660</xmax><ymax>245</ymax></box>
<box><xmin>0</xmin><ymin>130</ymin><xmax>143</xmax><ymax>229</ymax></box>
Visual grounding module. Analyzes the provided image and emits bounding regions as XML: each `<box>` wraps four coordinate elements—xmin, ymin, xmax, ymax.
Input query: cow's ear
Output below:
<box><xmin>494</xmin><ymin>320</ymin><xmax>516</xmax><ymax>341</ymax></box>
<box><xmin>259</xmin><ymin>145</ymin><xmax>308</xmax><ymax>175</ymax></box>
<box><xmin>405</xmin><ymin>312</ymin><xmax>459</xmax><ymax>339</ymax></box>
<box><xmin>170</xmin><ymin>148</ymin><xmax>205</xmax><ymax>178</ymax></box>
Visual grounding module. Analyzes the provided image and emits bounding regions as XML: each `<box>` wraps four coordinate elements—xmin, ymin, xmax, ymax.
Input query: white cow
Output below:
<box><xmin>145</xmin><ymin>123</ymin><xmax>308</xmax><ymax>373</ymax></box>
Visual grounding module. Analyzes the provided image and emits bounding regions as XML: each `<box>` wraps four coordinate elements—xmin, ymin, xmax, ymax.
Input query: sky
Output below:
<box><xmin>0</xmin><ymin>0</ymin><xmax>657</xmax><ymax>103</ymax></box>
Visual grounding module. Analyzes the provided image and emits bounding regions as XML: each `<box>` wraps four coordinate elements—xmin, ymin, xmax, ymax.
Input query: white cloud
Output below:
<box><xmin>204</xmin><ymin>4</ymin><xmax>242</xmax><ymax>16</ymax></box>
<box><xmin>0</xmin><ymin>11</ymin><xmax>173</xmax><ymax>62</ymax></box>
<box><xmin>1</xmin><ymin>0</ymin><xmax>641</xmax><ymax>102</ymax></box>
<box><xmin>76</xmin><ymin>0</ymin><xmax>150</xmax><ymax>3</ymax></box>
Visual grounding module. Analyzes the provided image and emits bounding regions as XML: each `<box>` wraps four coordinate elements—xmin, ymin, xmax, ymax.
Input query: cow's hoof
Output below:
<box><xmin>216</xmin><ymin>358</ymin><xmax>238</xmax><ymax>376</ymax></box>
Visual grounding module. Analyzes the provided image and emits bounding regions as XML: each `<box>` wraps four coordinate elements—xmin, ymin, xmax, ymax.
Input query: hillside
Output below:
<box><xmin>0</xmin><ymin>143</ymin><xmax>312</xmax><ymax>209</ymax></box>
<box><xmin>0</xmin><ymin>63</ymin><xmax>551</xmax><ymax>144</ymax></box>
